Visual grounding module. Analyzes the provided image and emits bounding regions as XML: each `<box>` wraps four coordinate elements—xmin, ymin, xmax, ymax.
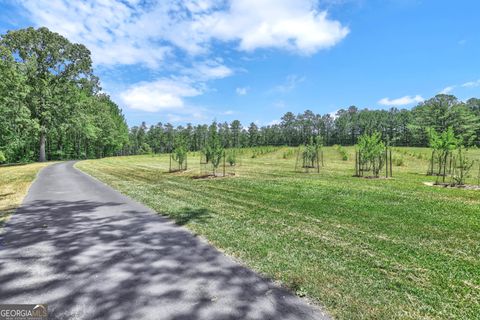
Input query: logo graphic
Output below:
<box><xmin>0</xmin><ymin>304</ymin><xmax>48</xmax><ymax>320</ymax></box>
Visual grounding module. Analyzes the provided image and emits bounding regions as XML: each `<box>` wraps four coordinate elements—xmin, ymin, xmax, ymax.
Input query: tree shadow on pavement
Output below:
<box><xmin>0</xmin><ymin>199</ymin><xmax>328</xmax><ymax>320</ymax></box>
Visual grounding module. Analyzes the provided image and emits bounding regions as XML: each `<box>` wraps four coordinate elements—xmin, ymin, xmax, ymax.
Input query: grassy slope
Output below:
<box><xmin>76</xmin><ymin>147</ymin><xmax>480</xmax><ymax>320</ymax></box>
<box><xmin>0</xmin><ymin>162</ymin><xmax>52</xmax><ymax>228</ymax></box>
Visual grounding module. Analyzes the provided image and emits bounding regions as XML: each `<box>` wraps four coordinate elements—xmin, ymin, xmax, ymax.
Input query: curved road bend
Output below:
<box><xmin>0</xmin><ymin>161</ymin><xmax>330</xmax><ymax>320</ymax></box>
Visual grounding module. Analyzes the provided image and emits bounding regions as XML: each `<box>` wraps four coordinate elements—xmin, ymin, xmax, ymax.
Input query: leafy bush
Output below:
<box><xmin>393</xmin><ymin>156</ymin><xmax>405</xmax><ymax>166</ymax></box>
<box><xmin>0</xmin><ymin>151</ymin><xmax>6</xmax><ymax>164</ymax></box>
<box><xmin>283</xmin><ymin>149</ymin><xmax>294</xmax><ymax>159</ymax></box>
<box><xmin>250</xmin><ymin>146</ymin><xmax>281</xmax><ymax>158</ymax></box>
<box><xmin>139</xmin><ymin>143</ymin><xmax>152</xmax><ymax>155</ymax></box>
<box><xmin>226</xmin><ymin>151</ymin><xmax>236</xmax><ymax>166</ymax></box>
<box><xmin>334</xmin><ymin>145</ymin><xmax>349</xmax><ymax>161</ymax></box>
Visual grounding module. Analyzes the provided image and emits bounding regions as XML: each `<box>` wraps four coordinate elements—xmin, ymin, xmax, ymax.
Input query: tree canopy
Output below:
<box><xmin>0</xmin><ymin>27</ymin><xmax>128</xmax><ymax>163</ymax></box>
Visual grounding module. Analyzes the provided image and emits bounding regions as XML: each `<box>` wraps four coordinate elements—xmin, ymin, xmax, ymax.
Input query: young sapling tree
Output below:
<box><xmin>356</xmin><ymin>132</ymin><xmax>386</xmax><ymax>178</ymax></box>
<box><xmin>451</xmin><ymin>147</ymin><xmax>474</xmax><ymax>186</ymax></box>
<box><xmin>171</xmin><ymin>136</ymin><xmax>188</xmax><ymax>171</ymax></box>
<box><xmin>427</xmin><ymin>127</ymin><xmax>458</xmax><ymax>183</ymax></box>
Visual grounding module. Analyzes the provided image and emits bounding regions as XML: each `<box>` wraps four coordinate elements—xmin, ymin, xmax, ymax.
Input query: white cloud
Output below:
<box><xmin>328</xmin><ymin>109</ymin><xmax>339</xmax><ymax>118</ymax></box>
<box><xmin>236</xmin><ymin>87</ymin><xmax>249</xmax><ymax>95</ymax></box>
<box><xmin>222</xmin><ymin>110</ymin><xmax>235</xmax><ymax>115</ymax></box>
<box><xmin>440</xmin><ymin>86</ymin><xmax>455</xmax><ymax>94</ymax></box>
<box><xmin>120</xmin><ymin>78</ymin><xmax>202</xmax><ymax>112</ymax></box>
<box><xmin>184</xmin><ymin>60</ymin><xmax>234</xmax><ymax>80</ymax></box>
<box><xmin>19</xmin><ymin>0</ymin><xmax>349</xmax><ymax>119</ymax></box>
<box><xmin>462</xmin><ymin>79</ymin><xmax>480</xmax><ymax>88</ymax></box>
<box><xmin>20</xmin><ymin>0</ymin><xmax>173</xmax><ymax>68</ymax></box>
<box><xmin>436</xmin><ymin>79</ymin><xmax>480</xmax><ymax>95</ymax></box>
<box><xmin>118</xmin><ymin>59</ymin><xmax>234</xmax><ymax>113</ymax></box>
<box><xmin>378</xmin><ymin>95</ymin><xmax>424</xmax><ymax>106</ymax></box>
<box><xmin>267</xmin><ymin>119</ymin><xmax>281</xmax><ymax>126</ymax></box>
<box><xmin>192</xmin><ymin>0</ymin><xmax>349</xmax><ymax>54</ymax></box>
<box><xmin>20</xmin><ymin>0</ymin><xmax>349</xmax><ymax>68</ymax></box>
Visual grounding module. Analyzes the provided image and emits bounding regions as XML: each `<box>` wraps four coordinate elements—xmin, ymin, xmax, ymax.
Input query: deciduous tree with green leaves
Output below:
<box><xmin>1</xmin><ymin>27</ymin><xmax>95</xmax><ymax>162</ymax></box>
<box><xmin>0</xmin><ymin>46</ymin><xmax>36</xmax><ymax>162</ymax></box>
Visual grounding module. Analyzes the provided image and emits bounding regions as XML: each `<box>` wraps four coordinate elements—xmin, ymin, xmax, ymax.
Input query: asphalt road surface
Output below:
<box><xmin>0</xmin><ymin>161</ymin><xmax>330</xmax><ymax>320</ymax></box>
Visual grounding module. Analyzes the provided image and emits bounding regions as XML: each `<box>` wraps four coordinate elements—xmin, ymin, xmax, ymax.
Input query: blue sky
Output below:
<box><xmin>1</xmin><ymin>0</ymin><xmax>479</xmax><ymax>127</ymax></box>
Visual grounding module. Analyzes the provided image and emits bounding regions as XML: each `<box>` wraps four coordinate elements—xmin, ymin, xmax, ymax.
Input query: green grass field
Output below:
<box><xmin>76</xmin><ymin>147</ymin><xmax>480</xmax><ymax>319</ymax></box>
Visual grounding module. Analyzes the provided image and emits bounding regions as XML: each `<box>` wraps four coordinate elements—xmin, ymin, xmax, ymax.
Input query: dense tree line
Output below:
<box><xmin>0</xmin><ymin>27</ymin><xmax>128</xmax><ymax>163</ymax></box>
<box><xmin>127</xmin><ymin>94</ymin><xmax>480</xmax><ymax>154</ymax></box>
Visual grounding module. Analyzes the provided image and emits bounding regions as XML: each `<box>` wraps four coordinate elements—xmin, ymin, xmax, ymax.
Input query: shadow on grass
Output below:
<box><xmin>0</xmin><ymin>211</ymin><xmax>11</xmax><ymax>228</ymax></box>
<box><xmin>0</xmin><ymin>193</ymin><xmax>14</xmax><ymax>199</ymax></box>
<box><xmin>169</xmin><ymin>207</ymin><xmax>210</xmax><ymax>226</ymax></box>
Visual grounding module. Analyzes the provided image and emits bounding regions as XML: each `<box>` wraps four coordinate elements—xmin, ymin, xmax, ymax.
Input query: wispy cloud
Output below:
<box><xmin>462</xmin><ymin>79</ymin><xmax>480</xmax><ymax>88</ymax></box>
<box><xmin>440</xmin><ymin>86</ymin><xmax>455</xmax><ymax>94</ymax></box>
<box><xmin>183</xmin><ymin>60</ymin><xmax>234</xmax><ymax>81</ymax></box>
<box><xmin>437</xmin><ymin>79</ymin><xmax>480</xmax><ymax>95</ymax></box>
<box><xmin>378</xmin><ymin>95</ymin><xmax>424</xmax><ymax>106</ymax></box>
<box><xmin>271</xmin><ymin>75</ymin><xmax>306</xmax><ymax>94</ymax></box>
<box><xmin>236</xmin><ymin>87</ymin><xmax>249</xmax><ymax>95</ymax></box>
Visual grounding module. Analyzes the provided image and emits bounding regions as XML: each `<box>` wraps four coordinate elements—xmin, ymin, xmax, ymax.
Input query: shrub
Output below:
<box><xmin>139</xmin><ymin>143</ymin><xmax>152</xmax><ymax>155</ymax></box>
<box><xmin>283</xmin><ymin>149</ymin><xmax>294</xmax><ymax>159</ymax></box>
<box><xmin>334</xmin><ymin>145</ymin><xmax>349</xmax><ymax>161</ymax></box>
<box><xmin>393</xmin><ymin>156</ymin><xmax>405</xmax><ymax>166</ymax></box>
<box><xmin>0</xmin><ymin>151</ymin><xmax>6</xmax><ymax>164</ymax></box>
<box><xmin>226</xmin><ymin>151</ymin><xmax>236</xmax><ymax>166</ymax></box>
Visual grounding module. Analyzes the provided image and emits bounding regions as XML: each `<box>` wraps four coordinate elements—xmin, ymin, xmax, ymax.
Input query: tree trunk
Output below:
<box><xmin>39</xmin><ymin>132</ymin><xmax>46</xmax><ymax>162</ymax></box>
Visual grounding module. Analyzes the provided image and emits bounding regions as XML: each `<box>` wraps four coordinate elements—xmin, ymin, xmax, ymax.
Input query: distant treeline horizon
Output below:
<box><xmin>1</xmin><ymin>28</ymin><xmax>479</xmax><ymax>164</ymax></box>
<box><xmin>126</xmin><ymin>94</ymin><xmax>480</xmax><ymax>155</ymax></box>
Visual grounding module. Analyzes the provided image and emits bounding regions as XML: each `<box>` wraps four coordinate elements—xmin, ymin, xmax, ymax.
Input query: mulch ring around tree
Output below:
<box><xmin>423</xmin><ymin>181</ymin><xmax>480</xmax><ymax>190</ymax></box>
<box><xmin>192</xmin><ymin>173</ymin><xmax>236</xmax><ymax>180</ymax></box>
<box><xmin>352</xmin><ymin>175</ymin><xmax>392</xmax><ymax>180</ymax></box>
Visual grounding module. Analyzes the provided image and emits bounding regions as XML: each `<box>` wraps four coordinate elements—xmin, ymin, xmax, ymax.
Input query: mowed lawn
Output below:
<box><xmin>0</xmin><ymin>162</ymin><xmax>52</xmax><ymax>228</ymax></box>
<box><xmin>76</xmin><ymin>147</ymin><xmax>480</xmax><ymax>320</ymax></box>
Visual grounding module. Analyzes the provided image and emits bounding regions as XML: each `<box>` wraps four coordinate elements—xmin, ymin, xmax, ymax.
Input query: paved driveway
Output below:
<box><xmin>0</xmin><ymin>161</ymin><xmax>330</xmax><ymax>320</ymax></box>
